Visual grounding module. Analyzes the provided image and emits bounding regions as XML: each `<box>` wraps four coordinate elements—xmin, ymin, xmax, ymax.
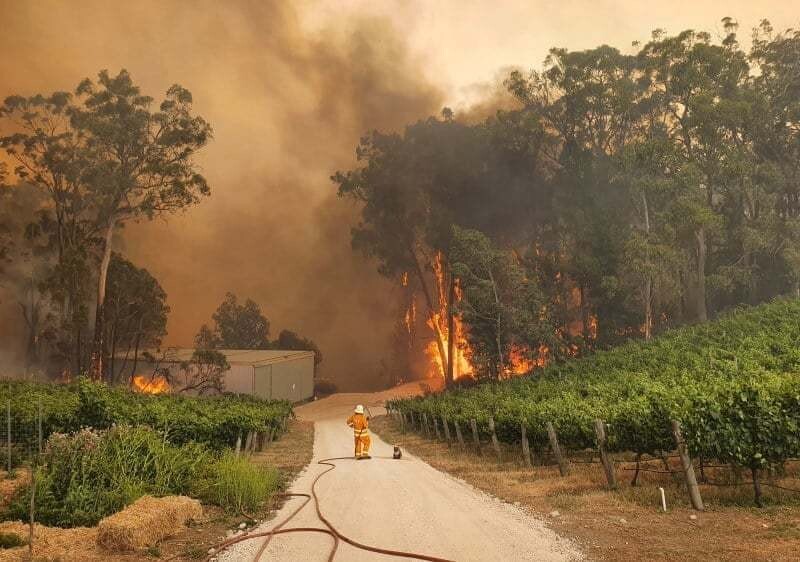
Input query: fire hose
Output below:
<box><xmin>205</xmin><ymin>456</ymin><xmax>457</xmax><ymax>562</ymax></box>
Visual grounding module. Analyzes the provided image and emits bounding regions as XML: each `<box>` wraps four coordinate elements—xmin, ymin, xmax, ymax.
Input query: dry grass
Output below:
<box><xmin>97</xmin><ymin>495</ymin><xmax>203</xmax><ymax>552</ymax></box>
<box><xmin>250</xmin><ymin>419</ymin><xmax>314</xmax><ymax>479</ymax></box>
<box><xmin>0</xmin><ymin>468</ymin><xmax>28</xmax><ymax>507</ymax></box>
<box><xmin>373</xmin><ymin>416</ymin><xmax>800</xmax><ymax>562</ymax></box>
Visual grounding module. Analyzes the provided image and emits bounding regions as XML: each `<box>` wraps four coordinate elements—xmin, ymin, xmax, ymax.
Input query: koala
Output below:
<box><xmin>393</xmin><ymin>445</ymin><xmax>402</xmax><ymax>459</ymax></box>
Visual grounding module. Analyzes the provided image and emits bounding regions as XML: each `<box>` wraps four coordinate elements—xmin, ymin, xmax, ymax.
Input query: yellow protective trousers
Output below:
<box><xmin>354</xmin><ymin>432</ymin><xmax>371</xmax><ymax>457</ymax></box>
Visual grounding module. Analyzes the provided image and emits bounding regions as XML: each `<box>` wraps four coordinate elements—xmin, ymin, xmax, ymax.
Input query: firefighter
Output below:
<box><xmin>346</xmin><ymin>404</ymin><xmax>371</xmax><ymax>459</ymax></box>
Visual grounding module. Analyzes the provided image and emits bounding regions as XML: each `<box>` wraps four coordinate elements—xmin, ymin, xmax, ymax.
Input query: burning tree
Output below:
<box><xmin>334</xmin><ymin>113</ymin><xmax>551</xmax><ymax>384</ymax></box>
<box><xmin>450</xmin><ymin>226</ymin><xmax>554</xmax><ymax>379</ymax></box>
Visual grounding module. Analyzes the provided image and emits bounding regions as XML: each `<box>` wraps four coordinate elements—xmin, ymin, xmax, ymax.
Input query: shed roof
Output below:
<box><xmin>144</xmin><ymin>348</ymin><xmax>314</xmax><ymax>366</ymax></box>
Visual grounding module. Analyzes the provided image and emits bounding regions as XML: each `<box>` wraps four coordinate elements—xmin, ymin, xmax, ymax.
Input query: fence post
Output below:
<box><xmin>433</xmin><ymin>417</ymin><xmax>442</xmax><ymax>441</ymax></box>
<box><xmin>520</xmin><ymin>423</ymin><xmax>532</xmax><ymax>468</ymax></box>
<box><xmin>488</xmin><ymin>416</ymin><xmax>502</xmax><ymax>461</ymax></box>
<box><xmin>400</xmin><ymin>412</ymin><xmax>406</xmax><ymax>434</ymax></box>
<box><xmin>546</xmin><ymin>421</ymin><xmax>569</xmax><ymax>476</ymax></box>
<box><xmin>470</xmin><ymin>419</ymin><xmax>481</xmax><ymax>455</ymax></box>
<box><xmin>37</xmin><ymin>398</ymin><xmax>43</xmax><ymax>456</ymax></box>
<box><xmin>6</xmin><ymin>400</ymin><xmax>10</xmax><ymax>473</ymax></box>
<box><xmin>454</xmin><ymin>420</ymin><xmax>466</xmax><ymax>452</ymax></box>
<box><xmin>234</xmin><ymin>434</ymin><xmax>242</xmax><ymax>457</ymax></box>
<box><xmin>28</xmin><ymin>467</ymin><xmax>35</xmax><ymax>559</ymax></box>
<box><xmin>422</xmin><ymin>413</ymin><xmax>431</xmax><ymax>439</ymax></box>
<box><xmin>671</xmin><ymin>420</ymin><xmax>704</xmax><ymax>511</ymax></box>
<box><xmin>268</xmin><ymin>425</ymin><xmax>276</xmax><ymax>445</ymax></box>
<box><xmin>594</xmin><ymin>419</ymin><xmax>617</xmax><ymax>489</ymax></box>
<box><xmin>441</xmin><ymin>415</ymin><xmax>452</xmax><ymax>446</ymax></box>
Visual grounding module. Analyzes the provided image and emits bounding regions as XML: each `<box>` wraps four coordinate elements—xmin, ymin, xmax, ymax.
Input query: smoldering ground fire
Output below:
<box><xmin>0</xmin><ymin>0</ymin><xmax>443</xmax><ymax>388</ymax></box>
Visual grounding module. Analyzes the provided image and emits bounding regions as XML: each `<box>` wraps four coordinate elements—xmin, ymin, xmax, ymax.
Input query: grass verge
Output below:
<box><xmin>373</xmin><ymin>415</ymin><xmax>800</xmax><ymax>562</ymax></box>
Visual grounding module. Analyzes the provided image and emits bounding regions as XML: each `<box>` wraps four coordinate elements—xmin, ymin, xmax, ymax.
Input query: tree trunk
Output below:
<box><xmin>752</xmin><ymin>466</ymin><xmax>763</xmax><ymax>508</ymax></box>
<box><xmin>90</xmin><ymin>219</ymin><xmax>116</xmax><ymax>380</ymax></box>
<box><xmin>580</xmin><ymin>284</ymin><xmax>591</xmax><ymax>340</ymax></box>
<box><xmin>642</xmin><ymin>191</ymin><xmax>653</xmax><ymax>340</ymax></box>
<box><xmin>130</xmin><ymin>325</ymin><xmax>143</xmax><ymax>385</ymax></box>
<box><xmin>410</xmin><ymin>247</ymin><xmax>449</xmax><ymax>379</ymax></box>
<box><xmin>487</xmin><ymin>268</ymin><xmax>505</xmax><ymax>378</ymax></box>
<box><xmin>694</xmin><ymin>227</ymin><xmax>708</xmax><ymax>323</ymax></box>
<box><xmin>446</xmin><ymin>273</ymin><xmax>456</xmax><ymax>387</ymax></box>
<box><xmin>644</xmin><ymin>277</ymin><xmax>653</xmax><ymax>340</ymax></box>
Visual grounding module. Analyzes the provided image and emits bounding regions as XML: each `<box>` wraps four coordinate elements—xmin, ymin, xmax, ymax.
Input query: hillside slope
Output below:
<box><xmin>390</xmin><ymin>299</ymin><xmax>800</xmax><ymax>474</ymax></box>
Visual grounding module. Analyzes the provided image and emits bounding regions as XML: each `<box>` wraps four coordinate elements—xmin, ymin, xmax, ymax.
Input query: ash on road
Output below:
<box><xmin>221</xmin><ymin>385</ymin><xmax>582</xmax><ymax>562</ymax></box>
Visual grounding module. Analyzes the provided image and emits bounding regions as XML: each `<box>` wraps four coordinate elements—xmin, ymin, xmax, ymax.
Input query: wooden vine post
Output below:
<box><xmin>594</xmin><ymin>419</ymin><xmax>617</xmax><ymax>489</ymax></box>
<box><xmin>470</xmin><ymin>419</ymin><xmax>481</xmax><ymax>455</ymax></box>
<box><xmin>546</xmin><ymin>421</ymin><xmax>569</xmax><ymax>476</ymax></box>
<box><xmin>400</xmin><ymin>412</ymin><xmax>406</xmax><ymax>433</ymax></box>
<box><xmin>520</xmin><ymin>423</ymin><xmax>532</xmax><ymax>468</ymax></box>
<box><xmin>422</xmin><ymin>413</ymin><xmax>431</xmax><ymax>439</ymax></box>
<box><xmin>671</xmin><ymin>420</ymin><xmax>704</xmax><ymax>511</ymax></box>
<box><xmin>441</xmin><ymin>415</ymin><xmax>452</xmax><ymax>446</ymax></box>
<box><xmin>488</xmin><ymin>416</ymin><xmax>502</xmax><ymax>461</ymax></box>
<box><xmin>454</xmin><ymin>420</ymin><xmax>466</xmax><ymax>452</ymax></box>
<box><xmin>433</xmin><ymin>417</ymin><xmax>443</xmax><ymax>441</ymax></box>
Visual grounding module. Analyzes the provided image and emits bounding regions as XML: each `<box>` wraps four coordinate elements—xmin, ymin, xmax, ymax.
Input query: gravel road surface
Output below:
<box><xmin>220</xmin><ymin>388</ymin><xmax>582</xmax><ymax>562</ymax></box>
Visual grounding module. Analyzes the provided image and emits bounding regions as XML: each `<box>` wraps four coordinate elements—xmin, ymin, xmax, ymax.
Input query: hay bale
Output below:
<box><xmin>97</xmin><ymin>495</ymin><xmax>202</xmax><ymax>552</ymax></box>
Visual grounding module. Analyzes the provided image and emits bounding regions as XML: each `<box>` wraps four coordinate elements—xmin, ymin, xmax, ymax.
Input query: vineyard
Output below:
<box><xmin>0</xmin><ymin>378</ymin><xmax>293</xmax><ymax>450</ymax></box>
<box><xmin>388</xmin><ymin>298</ymin><xmax>800</xmax><ymax>505</ymax></box>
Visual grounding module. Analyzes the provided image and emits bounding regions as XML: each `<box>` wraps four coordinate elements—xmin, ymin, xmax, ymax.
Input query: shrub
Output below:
<box><xmin>0</xmin><ymin>378</ymin><xmax>293</xmax><ymax>450</ymax></box>
<box><xmin>0</xmin><ymin>531</ymin><xmax>25</xmax><ymax>548</ymax></box>
<box><xmin>5</xmin><ymin>426</ymin><xmax>211</xmax><ymax>527</ymax></box>
<box><xmin>195</xmin><ymin>452</ymin><xmax>281</xmax><ymax>514</ymax></box>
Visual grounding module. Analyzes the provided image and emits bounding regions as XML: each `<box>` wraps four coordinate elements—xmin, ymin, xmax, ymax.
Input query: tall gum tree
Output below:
<box><xmin>71</xmin><ymin>70</ymin><xmax>212</xmax><ymax>379</ymax></box>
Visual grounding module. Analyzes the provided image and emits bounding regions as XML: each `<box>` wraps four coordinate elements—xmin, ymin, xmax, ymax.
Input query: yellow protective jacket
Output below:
<box><xmin>346</xmin><ymin>413</ymin><xmax>369</xmax><ymax>437</ymax></box>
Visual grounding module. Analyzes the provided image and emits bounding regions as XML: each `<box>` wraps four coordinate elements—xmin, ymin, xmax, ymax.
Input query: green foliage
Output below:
<box><xmin>195</xmin><ymin>452</ymin><xmax>281</xmax><ymax>514</ymax></box>
<box><xmin>389</xmin><ymin>299</ymin><xmax>800</xmax><ymax>472</ymax></box>
<box><xmin>0</xmin><ymin>378</ymin><xmax>292</xmax><ymax>449</ymax></box>
<box><xmin>451</xmin><ymin>226</ymin><xmax>553</xmax><ymax>377</ymax></box>
<box><xmin>197</xmin><ymin>292</ymin><xmax>271</xmax><ymax>350</ymax></box>
<box><xmin>105</xmin><ymin>253</ymin><xmax>170</xmax><ymax>383</ymax></box>
<box><xmin>6</xmin><ymin>426</ymin><xmax>211</xmax><ymax>527</ymax></box>
<box><xmin>5</xmin><ymin>426</ymin><xmax>283</xmax><ymax>527</ymax></box>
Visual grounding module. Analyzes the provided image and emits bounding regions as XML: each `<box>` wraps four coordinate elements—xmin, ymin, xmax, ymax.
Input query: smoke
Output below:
<box><xmin>0</xmin><ymin>0</ymin><xmax>443</xmax><ymax>389</ymax></box>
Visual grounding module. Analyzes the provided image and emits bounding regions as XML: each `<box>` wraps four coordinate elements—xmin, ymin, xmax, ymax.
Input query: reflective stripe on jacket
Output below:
<box><xmin>347</xmin><ymin>413</ymin><xmax>369</xmax><ymax>437</ymax></box>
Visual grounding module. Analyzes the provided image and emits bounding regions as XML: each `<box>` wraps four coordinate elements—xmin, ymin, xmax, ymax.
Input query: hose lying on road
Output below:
<box><xmin>205</xmin><ymin>456</ymin><xmax>457</xmax><ymax>562</ymax></box>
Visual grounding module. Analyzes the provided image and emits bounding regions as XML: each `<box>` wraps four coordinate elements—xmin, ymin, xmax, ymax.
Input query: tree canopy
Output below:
<box><xmin>335</xmin><ymin>19</ymin><xmax>800</xmax><ymax>382</ymax></box>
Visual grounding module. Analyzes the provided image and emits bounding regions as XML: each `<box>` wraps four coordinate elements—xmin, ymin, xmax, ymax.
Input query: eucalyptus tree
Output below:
<box><xmin>748</xmin><ymin>21</ymin><xmax>800</xmax><ymax>298</ymax></box>
<box><xmin>71</xmin><ymin>70</ymin><xmax>212</xmax><ymax>378</ymax></box>
<box><xmin>1</xmin><ymin>70</ymin><xmax>212</xmax><ymax>378</ymax></box>
<box><xmin>450</xmin><ymin>226</ymin><xmax>552</xmax><ymax>379</ymax></box>
<box><xmin>103</xmin><ymin>253</ymin><xmax>169</xmax><ymax>383</ymax></box>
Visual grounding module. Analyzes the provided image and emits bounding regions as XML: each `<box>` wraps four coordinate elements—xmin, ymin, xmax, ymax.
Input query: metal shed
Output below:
<box><xmin>116</xmin><ymin>348</ymin><xmax>315</xmax><ymax>402</ymax></box>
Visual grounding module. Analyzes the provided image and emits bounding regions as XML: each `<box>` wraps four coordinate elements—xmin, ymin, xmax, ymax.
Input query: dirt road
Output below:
<box><xmin>221</xmin><ymin>387</ymin><xmax>582</xmax><ymax>562</ymax></box>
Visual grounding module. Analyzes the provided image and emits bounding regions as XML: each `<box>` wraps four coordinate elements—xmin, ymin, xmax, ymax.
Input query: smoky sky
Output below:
<box><xmin>0</xmin><ymin>0</ymin><xmax>443</xmax><ymax>389</ymax></box>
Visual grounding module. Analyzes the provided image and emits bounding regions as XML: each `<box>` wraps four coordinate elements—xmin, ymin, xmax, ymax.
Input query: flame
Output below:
<box><xmin>423</xmin><ymin>252</ymin><xmax>536</xmax><ymax>380</ymax></box>
<box><xmin>404</xmin><ymin>297</ymin><xmax>416</xmax><ymax>338</ymax></box>
<box><xmin>132</xmin><ymin>374</ymin><xmax>170</xmax><ymax>394</ymax></box>
<box><xmin>401</xmin><ymin>272</ymin><xmax>409</xmax><ymax>286</ymax></box>
<box><xmin>424</xmin><ymin>253</ymin><xmax>473</xmax><ymax>380</ymax></box>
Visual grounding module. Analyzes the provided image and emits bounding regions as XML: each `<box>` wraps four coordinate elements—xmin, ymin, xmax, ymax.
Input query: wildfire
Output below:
<box><xmin>424</xmin><ymin>253</ymin><xmax>473</xmax><ymax>379</ymax></box>
<box><xmin>132</xmin><ymin>374</ymin><xmax>170</xmax><ymax>394</ymax></box>
<box><xmin>424</xmin><ymin>252</ymin><xmax>537</xmax><ymax>380</ymax></box>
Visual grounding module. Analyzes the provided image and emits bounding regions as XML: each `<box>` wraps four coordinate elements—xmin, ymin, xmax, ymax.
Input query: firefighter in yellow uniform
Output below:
<box><xmin>346</xmin><ymin>404</ymin><xmax>371</xmax><ymax>459</ymax></box>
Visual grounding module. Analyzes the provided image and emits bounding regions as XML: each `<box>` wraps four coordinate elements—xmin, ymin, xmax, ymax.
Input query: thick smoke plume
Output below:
<box><xmin>0</xmin><ymin>0</ymin><xmax>443</xmax><ymax>389</ymax></box>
